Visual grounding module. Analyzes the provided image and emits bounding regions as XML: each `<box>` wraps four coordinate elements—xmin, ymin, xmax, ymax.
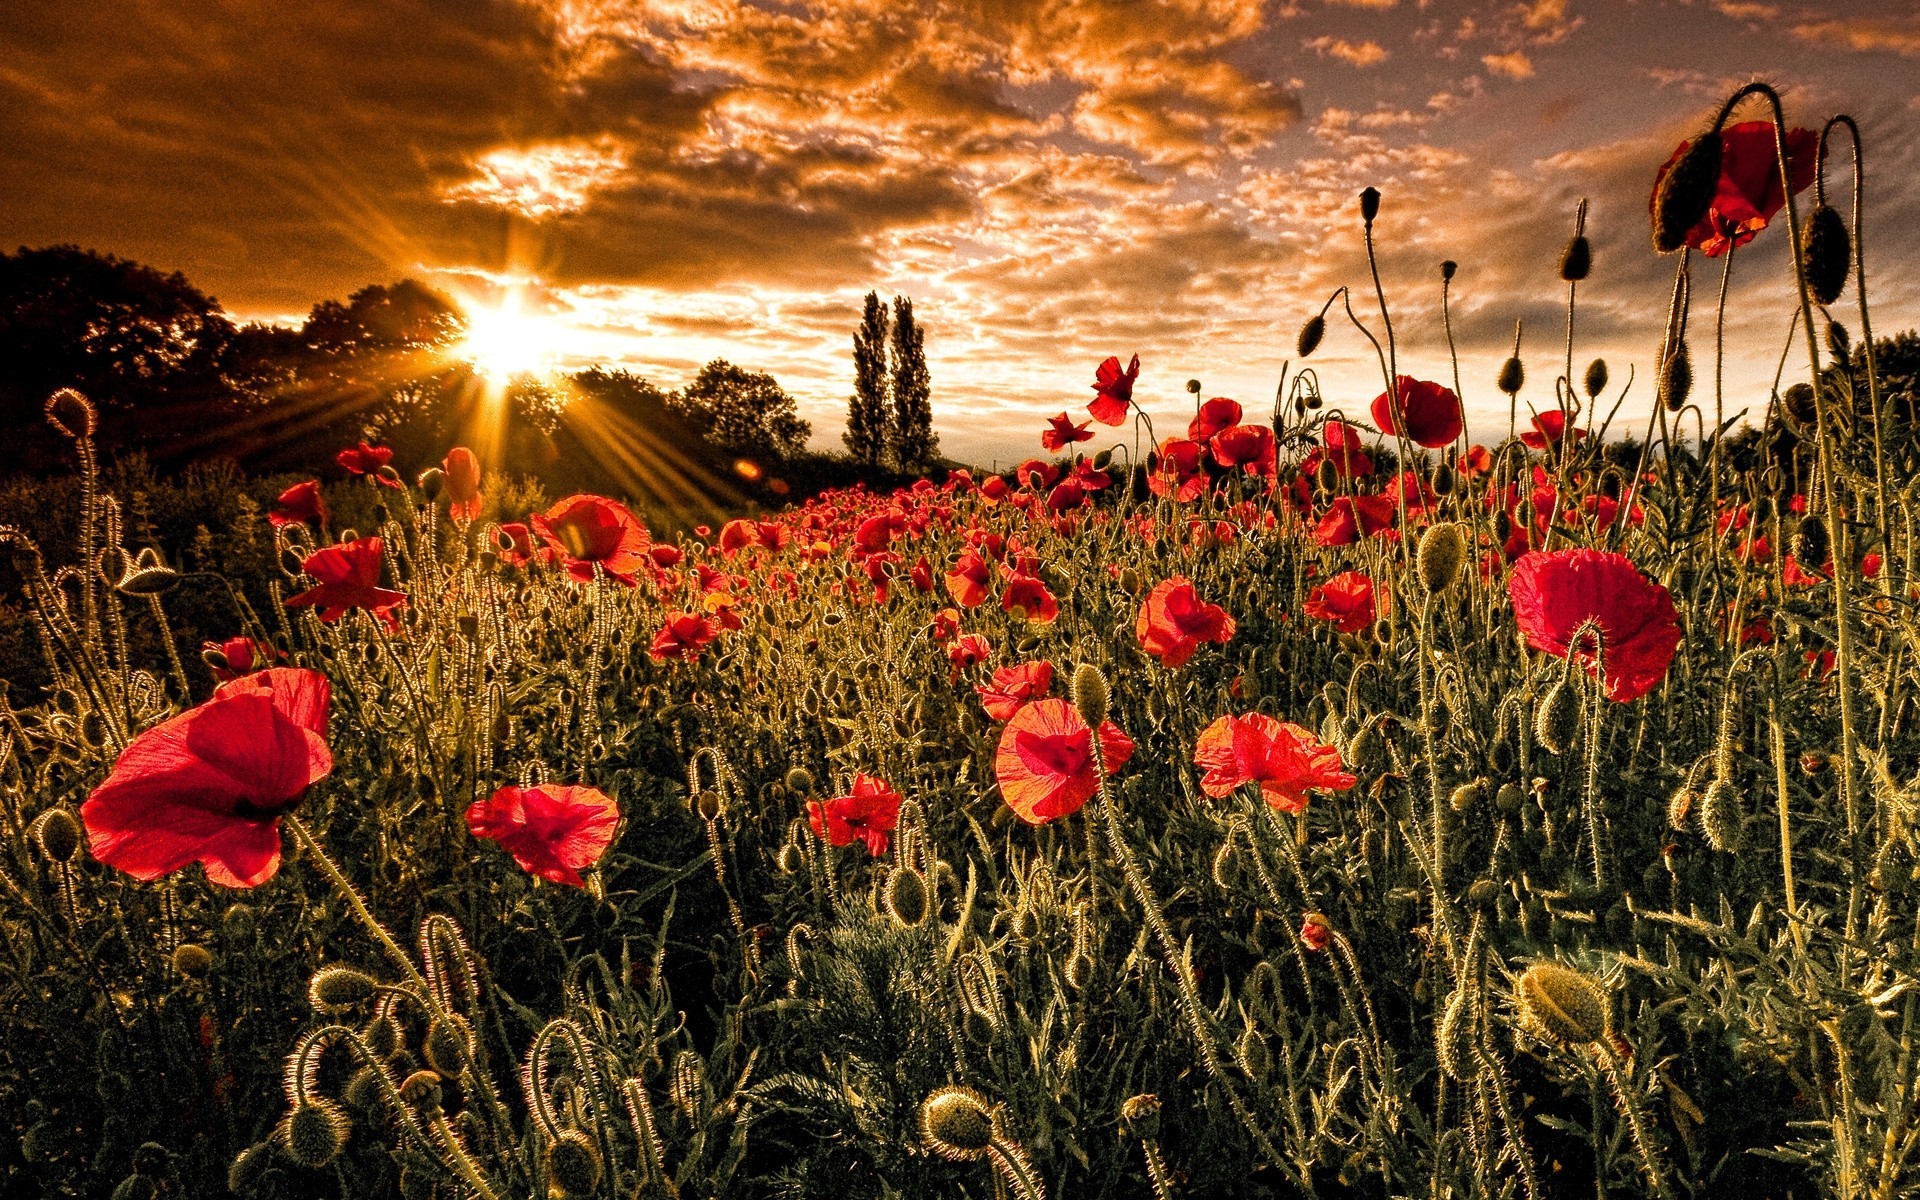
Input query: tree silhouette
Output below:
<box><xmin>672</xmin><ymin>359</ymin><xmax>811</xmax><ymax>462</ymax></box>
<box><xmin>889</xmin><ymin>296</ymin><xmax>936</xmax><ymax>471</ymax></box>
<box><xmin>845</xmin><ymin>291</ymin><xmax>892</xmax><ymax>466</ymax></box>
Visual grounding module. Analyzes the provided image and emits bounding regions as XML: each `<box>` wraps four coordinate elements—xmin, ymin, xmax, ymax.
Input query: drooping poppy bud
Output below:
<box><xmin>1652</xmin><ymin>130</ymin><xmax>1723</xmax><ymax>253</ymax></box>
<box><xmin>1802</xmin><ymin>203</ymin><xmax>1851</xmax><ymax>306</ymax></box>
<box><xmin>1297</xmin><ymin>313</ymin><xmax>1326</xmax><ymax>357</ymax></box>
<box><xmin>919</xmin><ymin>1087</ymin><xmax>995</xmax><ymax>1161</ymax></box>
<box><xmin>1660</xmin><ymin>343</ymin><xmax>1693</xmax><ymax>413</ymax></box>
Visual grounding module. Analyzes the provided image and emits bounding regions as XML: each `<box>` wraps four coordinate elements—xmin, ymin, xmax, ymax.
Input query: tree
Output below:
<box><xmin>671</xmin><ymin>359</ymin><xmax>810</xmax><ymax>462</ymax></box>
<box><xmin>889</xmin><ymin>296</ymin><xmax>937</xmax><ymax>471</ymax></box>
<box><xmin>844</xmin><ymin>292</ymin><xmax>891</xmax><ymax>466</ymax></box>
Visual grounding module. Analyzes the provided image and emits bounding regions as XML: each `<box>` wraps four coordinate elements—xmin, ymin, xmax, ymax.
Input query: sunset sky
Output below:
<box><xmin>5</xmin><ymin>0</ymin><xmax>1918</xmax><ymax>466</ymax></box>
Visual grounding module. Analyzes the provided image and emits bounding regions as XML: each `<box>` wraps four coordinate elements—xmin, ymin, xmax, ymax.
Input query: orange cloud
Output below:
<box><xmin>1792</xmin><ymin>15</ymin><xmax>1920</xmax><ymax>58</ymax></box>
<box><xmin>1306</xmin><ymin>36</ymin><xmax>1392</xmax><ymax>67</ymax></box>
<box><xmin>1482</xmin><ymin>51</ymin><xmax>1536</xmax><ymax>79</ymax></box>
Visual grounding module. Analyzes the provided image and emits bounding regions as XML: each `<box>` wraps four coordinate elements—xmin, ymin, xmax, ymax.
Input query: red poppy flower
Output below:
<box><xmin>81</xmin><ymin>668</ymin><xmax>332</xmax><ymax>888</ymax></box>
<box><xmin>909</xmin><ymin>556</ymin><xmax>934</xmax><ymax>592</ymax></box>
<box><xmin>949</xmin><ymin>633</ymin><xmax>993</xmax><ymax>681</ymax></box>
<box><xmin>532</xmin><ymin>495</ymin><xmax>651</xmax><ymax>585</ymax></box>
<box><xmin>1149</xmin><ymin>437</ymin><xmax>1209</xmax><ymax>502</ymax></box>
<box><xmin>1370</xmin><ymin>376</ymin><xmax>1464</xmax><ymax>448</ymax></box>
<box><xmin>442</xmin><ymin>447</ymin><xmax>481</xmax><ymax>520</ymax></box>
<box><xmin>649</xmin><ymin>544</ymin><xmax>684</xmax><ymax>569</ymax></box>
<box><xmin>945</xmin><ymin>548</ymin><xmax>993</xmax><ymax>608</ymax></box>
<box><xmin>1189</xmin><ymin>397</ymin><xmax>1243</xmax><ymax>442</ymax></box>
<box><xmin>649</xmin><ymin>612</ymin><xmax>717</xmax><ymax>661</ymax></box>
<box><xmin>1137</xmin><ymin>577</ymin><xmax>1235</xmax><ymax>667</ymax></box>
<box><xmin>465</xmin><ymin>783</ymin><xmax>619</xmax><ymax>888</ymax></box>
<box><xmin>807</xmin><ymin>773</ymin><xmax>902</xmax><ymax>856</ymax></box>
<box><xmin>1313</xmin><ymin>494</ymin><xmax>1396</xmax><ymax>547</ymax></box>
<box><xmin>1863</xmin><ymin>552</ymin><xmax>1884</xmax><ymax>579</ymax></box>
<box><xmin>995</xmin><ymin>697</ymin><xmax>1134</xmax><ymax>824</ymax></box>
<box><xmin>1521</xmin><ymin>411</ymin><xmax>1587</xmax><ymax>450</ymax></box>
<box><xmin>494</xmin><ymin>522</ymin><xmax>549</xmax><ymax>568</ymax></box>
<box><xmin>930</xmin><ymin>607</ymin><xmax>962</xmax><ymax>643</ymax></box>
<box><xmin>1046</xmin><ymin>479</ymin><xmax>1088</xmax><ymax>512</ymax></box>
<box><xmin>979</xmin><ymin>475</ymin><xmax>1011</xmax><ymax>504</ymax></box>
<box><xmin>1303</xmin><ymin>570</ymin><xmax>1379</xmax><ymax>633</ymax></box>
<box><xmin>1193</xmin><ymin>712</ymin><xmax>1356</xmax><ymax>814</ymax></box>
<box><xmin>1089</xmin><ymin>354</ymin><xmax>1141</xmax><ymax>426</ymax></box>
<box><xmin>1300</xmin><ymin>912</ymin><xmax>1332</xmax><ymax>952</ymax></box>
<box><xmin>336</xmin><ymin>441</ymin><xmax>401</xmax><ymax>487</ymax></box>
<box><xmin>202</xmin><ymin>636</ymin><xmax>279</xmax><ymax>683</ymax></box>
<box><xmin>1322</xmin><ymin>421</ymin><xmax>1375</xmax><ymax>477</ymax></box>
<box><xmin>269</xmin><ymin>480</ymin><xmax>329</xmax><ymax>529</ymax></box>
<box><xmin>285</xmin><ymin>538</ymin><xmax>408</xmax><ymax>630</ymax></box>
<box><xmin>1212</xmin><ymin>425</ymin><xmax>1277</xmax><ymax>476</ymax></box>
<box><xmin>717</xmin><ymin>519</ymin><xmax>756</xmax><ymax>556</ymax></box>
<box><xmin>1458</xmin><ymin>445</ymin><xmax>1493</xmax><ymax>477</ymax></box>
<box><xmin>977</xmin><ymin>660</ymin><xmax>1053</xmax><ymax>721</ymax></box>
<box><xmin>1651</xmin><ymin>121</ymin><xmax>1818</xmax><ymax>258</ymax></box>
<box><xmin>1508</xmin><ymin>549</ymin><xmax>1681</xmax><ymax>702</ymax></box>
<box><xmin>1042</xmin><ymin>412</ymin><xmax>1095</xmax><ymax>452</ymax></box>
<box><xmin>1002</xmin><ymin>572</ymin><xmax>1059</xmax><ymax>623</ymax></box>
<box><xmin>1784</xmin><ymin>555</ymin><xmax>1828</xmax><ymax>588</ymax></box>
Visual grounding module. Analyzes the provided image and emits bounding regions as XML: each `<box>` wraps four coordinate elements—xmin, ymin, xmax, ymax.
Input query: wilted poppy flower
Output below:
<box><xmin>1193</xmin><ymin>712</ymin><xmax>1356</xmax><ymax>814</ymax></box>
<box><xmin>442</xmin><ymin>447</ymin><xmax>481</xmax><ymax>520</ymax></box>
<box><xmin>945</xmin><ymin>548</ymin><xmax>993</xmax><ymax>608</ymax></box>
<box><xmin>649</xmin><ymin>612</ymin><xmax>717</xmax><ymax>661</ymax></box>
<box><xmin>1314</xmin><ymin>495</ymin><xmax>1396</xmax><ymax>547</ymax></box>
<box><xmin>1089</xmin><ymin>354</ymin><xmax>1141</xmax><ymax>426</ymax></box>
<box><xmin>1137</xmin><ymin>577</ymin><xmax>1235</xmax><ymax>667</ymax></box>
<box><xmin>978</xmin><ymin>660</ymin><xmax>1054</xmax><ymax>721</ymax></box>
<box><xmin>1371</xmin><ymin>377</ymin><xmax>1463</xmax><ymax>449</ymax></box>
<box><xmin>1521</xmin><ymin>411</ymin><xmax>1587</xmax><ymax>450</ymax></box>
<box><xmin>82</xmin><ymin>668</ymin><xmax>332</xmax><ymax>888</ymax></box>
<box><xmin>336</xmin><ymin>441</ymin><xmax>400</xmax><ymax>486</ymax></box>
<box><xmin>1303</xmin><ymin>571</ymin><xmax>1379</xmax><ymax>633</ymax></box>
<box><xmin>995</xmin><ymin>697</ymin><xmax>1134</xmax><ymax>824</ymax></box>
<box><xmin>1149</xmin><ymin>438</ymin><xmax>1209</xmax><ymax>503</ymax></box>
<box><xmin>1509</xmin><ymin>549</ymin><xmax>1681</xmax><ymax>702</ymax></box>
<box><xmin>949</xmin><ymin>633</ymin><xmax>993</xmax><ymax>681</ymax></box>
<box><xmin>1651</xmin><ymin>121</ymin><xmax>1818</xmax><ymax>258</ymax></box>
<box><xmin>1002</xmin><ymin>572</ymin><xmax>1059</xmax><ymax>623</ymax></box>
<box><xmin>269</xmin><ymin>480</ymin><xmax>329</xmax><ymax>529</ymax></box>
<box><xmin>807</xmin><ymin>773</ymin><xmax>902</xmax><ymax>856</ymax></box>
<box><xmin>532</xmin><ymin>494</ymin><xmax>651</xmax><ymax>585</ymax></box>
<box><xmin>285</xmin><ymin>538</ymin><xmax>407</xmax><ymax>630</ymax></box>
<box><xmin>1042</xmin><ymin>412</ymin><xmax>1095</xmax><ymax>452</ymax></box>
<box><xmin>1299</xmin><ymin>913</ymin><xmax>1332</xmax><ymax>952</ymax></box>
<box><xmin>465</xmin><ymin>783</ymin><xmax>619</xmax><ymax>888</ymax></box>
<box><xmin>1189</xmin><ymin>397</ymin><xmax>1243</xmax><ymax>442</ymax></box>
<box><xmin>202</xmin><ymin>636</ymin><xmax>278</xmax><ymax>683</ymax></box>
<box><xmin>1212</xmin><ymin>425</ymin><xmax>1277</xmax><ymax>476</ymax></box>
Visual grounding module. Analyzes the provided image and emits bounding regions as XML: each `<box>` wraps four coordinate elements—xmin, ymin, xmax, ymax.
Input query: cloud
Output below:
<box><xmin>443</xmin><ymin>141</ymin><xmax>630</xmax><ymax>217</ymax></box>
<box><xmin>1306</xmin><ymin>36</ymin><xmax>1392</xmax><ymax>67</ymax></box>
<box><xmin>1791</xmin><ymin>15</ymin><xmax>1920</xmax><ymax>58</ymax></box>
<box><xmin>1481</xmin><ymin>51</ymin><xmax>1536</xmax><ymax>79</ymax></box>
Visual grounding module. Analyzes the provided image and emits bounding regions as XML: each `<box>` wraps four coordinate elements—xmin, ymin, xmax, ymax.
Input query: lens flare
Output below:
<box><xmin>457</xmin><ymin>291</ymin><xmax>561</xmax><ymax>382</ymax></box>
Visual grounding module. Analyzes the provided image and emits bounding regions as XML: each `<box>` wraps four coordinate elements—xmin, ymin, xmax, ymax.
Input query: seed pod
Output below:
<box><xmin>1792</xmin><ymin>516</ymin><xmax>1830</xmax><ymax>568</ymax></box>
<box><xmin>1418</xmin><ymin>523</ymin><xmax>1468</xmax><ymax>594</ymax></box>
<box><xmin>1560</xmin><ymin>234</ymin><xmax>1591</xmax><ymax>282</ymax></box>
<box><xmin>1441</xmin><ymin>259</ymin><xmax>1458</xmax><ymax>281</ymax></box>
<box><xmin>1515</xmin><ymin>962</ymin><xmax>1608</xmax><ymax>1047</ymax></box>
<box><xmin>308</xmin><ymin>965</ymin><xmax>379</xmax><ymax>1013</ymax></box>
<box><xmin>920</xmin><ymin>1086</ymin><xmax>995</xmax><ymax>1161</ymax></box>
<box><xmin>1803</xmin><ymin>203</ymin><xmax>1851</xmax><ymax>306</ymax></box>
<box><xmin>1297</xmin><ymin>313</ymin><xmax>1326</xmax><ymax>358</ymax></box>
<box><xmin>1653</xmin><ymin>132</ymin><xmax>1722</xmax><ymax>253</ymax></box>
<box><xmin>1534</xmin><ymin>681</ymin><xmax>1580</xmax><ymax>756</ymax></box>
<box><xmin>885</xmin><ymin>867</ymin><xmax>929</xmax><ymax>926</ymax></box>
<box><xmin>546</xmin><ymin>1129</ymin><xmax>604</xmax><ymax>1199</ymax></box>
<box><xmin>32</xmin><ymin>808</ymin><xmax>82</xmax><ymax>863</ymax></box>
<box><xmin>1666</xmin><ymin>782</ymin><xmax>1696</xmax><ymax>831</ymax></box>
<box><xmin>1360</xmin><ymin>186</ymin><xmax>1381</xmax><ymax>223</ymax></box>
<box><xmin>280</xmin><ymin>1098</ymin><xmax>350</xmax><ymax>1169</ymax></box>
<box><xmin>1119</xmin><ymin>1093</ymin><xmax>1161</xmax><ymax>1141</ymax></box>
<box><xmin>1072</xmin><ymin>662</ymin><xmax>1110</xmax><ymax>729</ymax></box>
<box><xmin>1236</xmin><ymin>1026</ymin><xmax>1271</xmax><ymax>1081</ymax></box>
<box><xmin>172</xmin><ymin>943</ymin><xmax>213</xmax><ymax>979</ymax></box>
<box><xmin>1497</xmin><ymin>356</ymin><xmax>1524</xmax><ymax>396</ymax></box>
<box><xmin>1437</xmin><ymin>985</ymin><xmax>1476</xmax><ymax>1080</ymax></box>
<box><xmin>1661</xmin><ymin>342</ymin><xmax>1693</xmax><ymax>413</ymax></box>
<box><xmin>1700</xmin><ymin>778</ymin><xmax>1743</xmax><ymax>852</ymax></box>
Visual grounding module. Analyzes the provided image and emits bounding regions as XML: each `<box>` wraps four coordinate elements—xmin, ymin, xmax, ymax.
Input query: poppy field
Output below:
<box><xmin>3</xmin><ymin>82</ymin><xmax>1919</xmax><ymax>1199</ymax></box>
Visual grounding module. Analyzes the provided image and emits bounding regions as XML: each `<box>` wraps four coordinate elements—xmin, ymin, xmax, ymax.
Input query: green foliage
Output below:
<box><xmin>671</xmin><ymin>359</ymin><xmax>811</xmax><ymax>464</ymax></box>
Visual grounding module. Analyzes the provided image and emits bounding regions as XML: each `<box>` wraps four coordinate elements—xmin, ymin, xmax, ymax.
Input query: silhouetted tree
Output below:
<box><xmin>672</xmin><ymin>359</ymin><xmax>810</xmax><ymax>462</ymax></box>
<box><xmin>845</xmin><ymin>292</ymin><xmax>891</xmax><ymax>466</ymax></box>
<box><xmin>889</xmin><ymin>296</ymin><xmax>936</xmax><ymax>471</ymax></box>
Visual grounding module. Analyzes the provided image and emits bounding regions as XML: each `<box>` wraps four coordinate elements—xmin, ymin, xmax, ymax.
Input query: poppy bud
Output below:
<box><xmin>308</xmin><ymin>965</ymin><xmax>379</xmax><ymax>1013</ymax></box>
<box><xmin>1065</xmin><ymin>951</ymin><xmax>1094</xmax><ymax>991</ymax></box>
<box><xmin>1497</xmin><ymin>356</ymin><xmax>1524</xmax><ymax>396</ymax></box>
<box><xmin>1012</xmin><ymin>906</ymin><xmax>1041</xmax><ymax>940</ymax></box>
<box><xmin>919</xmin><ymin>1086</ymin><xmax>995</xmax><ymax>1161</ymax></box>
<box><xmin>201</xmin><ymin>646</ymin><xmax>232</xmax><ymax>672</ymax></box>
<box><xmin>1119</xmin><ymin>1093</ymin><xmax>1161</xmax><ymax>1141</ymax></box>
<box><xmin>116</xmin><ymin>547</ymin><xmax>182</xmax><ymax>596</ymax></box>
<box><xmin>1297</xmin><ymin>313</ymin><xmax>1326</xmax><ymax>357</ymax></box>
<box><xmin>399</xmin><ymin>1070</ymin><xmax>443</xmax><ymax>1110</ymax></box>
<box><xmin>363</xmin><ymin>1011</ymin><xmax>400</xmax><ymax>1058</ymax></box>
<box><xmin>228</xmin><ymin>1142</ymin><xmax>274</xmax><ymax>1196</ymax></box>
<box><xmin>1803</xmin><ymin>203</ymin><xmax>1851</xmax><ymax>307</ymax></box>
<box><xmin>1417</xmin><ymin>523</ymin><xmax>1468</xmax><ymax>594</ymax></box>
<box><xmin>111</xmin><ymin>1176</ymin><xmax>157</xmax><ymax>1200</ymax></box>
<box><xmin>1315</xmin><ymin>458</ymin><xmax>1338</xmax><ymax>493</ymax></box>
<box><xmin>44</xmin><ymin>388</ymin><xmax>97</xmax><ymax>439</ymax></box>
<box><xmin>1827</xmin><ymin>320</ymin><xmax>1851</xmax><ymax>361</ymax></box>
<box><xmin>416</xmin><ymin>468</ymin><xmax>444</xmax><ymax>500</ymax></box>
<box><xmin>1534</xmin><ymin>681</ymin><xmax>1579</xmax><ymax>756</ymax></box>
<box><xmin>1448</xmin><ymin>778</ymin><xmax>1487</xmax><ymax>813</ymax></box>
<box><xmin>32</xmin><ymin>808</ymin><xmax>81</xmax><ymax>863</ymax></box>
<box><xmin>1118</xmin><ymin>566</ymin><xmax>1142</xmax><ymax>594</ymax></box>
<box><xmin>1793</xmin><ymin>515</ymin><xmax>1830</xmax><ymax>568</ymax></box>
<box><xmin>1660</xmin><ymin>342</ymin><xmax>1693</xmax><ymax>413</ymax></box>
<box><xmin>456</xmin><ymin>613</ymin><xmax>479</xmax><ymax>640</ymax></box>
<box><xmin>1431</xmin><ymin>464</ymin><xmax>1456</xmax><ymax>496</ymax></box>
<box><xmin>1346</xmin><ymin>721</ymin><xmax>1382</xmax><ymax>771</ymax></box>
<box><xmin>375</xmin><ymin>465</ymin><xmax>404</xmax><ymax>487</ymax></box>
<box><xmin>1072</xmin><ymin>662</ymin><xmax>1110</xmax><ymax>729</ymax></box>
<box><xmin>1799</xmin><ymin>751</ymin><xmax>1829</xmax><ymax>775</ymax></box>
<box><xmin>1495</xmin><ymin>782</ymin><xmax>1524</xmax><ymax>813</ymax></box>
<box><xmin>884</xmin><ymin>866</ymin><xmax>929</xmax><ymax>926</ymax></box>
<box><xmin>1359</xmin><ymin>186</ymin><xmax>1381</xmax><ymax>223</ymax></box>
<box><xmin>1559</xmin><ymin>234</ymin><xmax>1591</xmax><ymax>282</ymax></box>
<box><xmin>172</xmin><ymin>943</ymin><xmax>213</xmax><ymax>979</ymax></box>
<box><xmin>1515</xmin><ymin>962</ymin><xmax>1608</xmax><ymax>1047</ymax></box>
<box><xmin>1437</xmin><ymin>985</ymin><xmax>1476</xmax><ymax>1080</ymax></box>
<box><xmin>1652</xmin><ymin>131</ymin><xmax>1722</xmax><ymax>253</ymax></box>
<box><xmin>784</xmin><ymin>767</ymin><xmax>815</xmax><ymax>796</ymax></box>
<box><xmin>1236</xmin><ymin>1026</ymin><xmax>1271</xmax><ymax>1081</ymax></box>
<box><xmin>1185</xmin><ymin>378</ymin><xmax>1202</xmax><ymax>394</ymax></box>
<box><xmin>1667</xmin><ymin>782</ymin><xmax>1696</xmax><ymax>831</ymax></box>
<box><xmin>1701</xmin><ymin>778</ymin><xmax>1743</xmax><ymax>852</ymax></box>
<box><xmin>547</xmin><ymin>1129</ymin><xmax>603</xmax><ymax>1198</ymax></box>
<box><xmin>1584</xmin><ymin>358</ymin><xmax>1609</xmax><ymax>399</ymax></box>
<box><xmin>1441</xmin><ymin>259</ymin><xmax>1457</xmax><ymax>281</ymax></box>
<box><xmin>280</xmin><ymin>1098</ymin><xmax>350</xmax><ymax>1168</ymax></box>
<box><xmin>1467</xmin><ymin>877</ymin><xmax>1500</xmax><ymax>905</ymax></box>
<box><xmin>695</xmin><ymin>789</ymin><xmax>724</xmax><ymax>821</ymax></box>
<box><xmin>423</xmin><ymin>1017</ymin><xmax>471</xmax><ymax>1078</ymax></box>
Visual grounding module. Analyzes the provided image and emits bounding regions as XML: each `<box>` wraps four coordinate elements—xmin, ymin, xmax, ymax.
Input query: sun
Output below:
<box><xmin>456</xmin><ymin>290</ymin><xmax>562</xmax><ymax>382</ymax></box>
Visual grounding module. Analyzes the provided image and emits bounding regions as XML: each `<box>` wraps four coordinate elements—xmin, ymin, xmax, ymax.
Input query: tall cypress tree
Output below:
<box><xmin>844</xmin><ymin>292</ymin><xmax>891</xmax><ymax>466</ymax></box>
<box><xmin>889</xmin><ymin>295</ymin><xmax>937</xmax><ymax>472</ymax></box>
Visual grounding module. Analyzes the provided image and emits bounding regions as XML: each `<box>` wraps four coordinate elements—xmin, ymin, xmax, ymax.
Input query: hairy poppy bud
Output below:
<box><xmin>1236</xmin><ymin>1026</ymin><xmax>1270</xmax><ymax>1081</ymax></box>
<box><xmin>784</xmin><ymin>767</ymin><xmax>815</xmax><ymax>795</ymax></box>
<box><xmin>1667</xmin><ymin>782</ymin><xmax>1696</xmax><ymax>831</ymax></box>
<box><xmin>423</xmin><ymin>1017</ymin><xmax>471</xmax><ymax>1078</ymax></box>
<box><xmin>1437</xmin><ymin>985</ymin><xmax>1476</xmax><ymax>1080</ymax></box>
<box><xmin>399</xmin><ymin>1070</ymin><xmax>443</xmax><ymax>1110</ymax></box>
<box><xmin>1065</xmin><ymin>951</ymin><xmax>1094</xmax><ymax>991</ymax></box>
<box><xmin>1781</xmin><ymin>382</ymin><xmax>1818</xmax><ymax>430</ymax></box>
<box><xmin>1792</xmin><ymin>516</ymin><xmax>1830</xmax><ymax>568</ymax></box>
<box><xmin>1803</xmin><ymin>203</ymin><xmax>1851</xmax><ymax>307</ymax></box>
<box><xmin>33</xmin><ymin>808</ymin><xmax>81</xmax><ymax>863</ymax></box>
<box><xmin>776</xmin><ymin>843</ymin><xmax>805</xmax><ymax>874</ymax></box>
<box><xmin>1072</xmin><ymin>662</ymin><xmax>1110</xmax><ymax>729</ymax></box>
<box><xmin>1297</xmin><ymin>313</ymin><xmax>1326</xmax><ymax>357</ymax></box>
<box><xmin>228</xmin><ymin>1142</ymin><xmax>275</xmax><ymax>1197</ymax></box>
<box><xmin>1360</xmin><ymin>186</ymin><xmax>1381</xmax><ymax>223</ymax></box>
<box><xmin>1431</xmin><ymin>463</ymin><xmax>1456</xmax><ymax>496</ymax></box>
<box><xmin>1653</xmin><ymin>132</ymin><xmax>1722</xmax><ymax>253</ymax></box>
<box><xmin>1701</xmin><ymin>778</ymin><xmax>1743</xmax><ymax>852</ymax></box>
<box><xmin>45</xmin><ymin>389</ymin><xmax>97</xmax><ymax>439</ymax></box>
<box><xmin>921</xmin><ymin>1087</ymin><xmax>995</xmax><ymax>1161</ymax></box>
<box><xmin>416</xmin><ymin>468</ymin><xmax>444</xmax><ymax>500</ymax></box>
<box><xmin>280</xmin><ymin>1099</ymin><xmax>350</xmax><ymax>1169</ymax></box>
<box><xmin>1315</xmin><ymin>458</ymin><xmax>1338</xmax><ymax>493</ymax></box>
<box><xmin>1515</xmin><ymin>962</ymin><xmax>1608</xmax><ymax>1047</ymax></box>
<box><xmin>1441</xmin><ymin>259</ymin><xmax>1457</xmax><ymax>281</ymax></box>
<box><xmin>1535</xmin><ymin>681</ymin><xmax>1579</xmax><ymax>756</ymax></box>
<box><xmin>1497</xmin><ymin>356</ymin><xmax>1524</xmax><ymax>396</ymax></box>
<box><xmin>1584</xmin><ymin>358</ymin><xmax>1609</xmax><ymax>399</ymax></box>
<box><xmin>1495</xmin><ymin>782</ymin><xmax>1524</xmax><ymax>813</ymax></box>
<box><xmin>363</xmin><ymin>1012</ymin><xmax>400</xmax><ymax>1058</ymax></box>
<box><xmin>116</xmin><ymin>547</ymin><xmax>182</xmax><ymax>596</ymax></box>
<box><xmin>1418</xmin><ymin>523</ymin><xmax>1468</xmax><ymax>594</ymax></box>
<box><xmin>1827</xmin><ymin>320</ymin><xmax>1851</xmax><ymax>362</ymax></box>
<box><xmin>694</xmin><ymin>789</ymin><xmax>724</xmax><ymax>821</ymax></box>
<box><xmin>1119</xmin><ymin>1093</ymin><xmax>1161</xmax><ymax>1141</ymax></box>
<box><xmin>308</xmin><ymin>965</ymin><xmax>379</xmax><ymax>1013</ymax></box>
<box><xmin>1660</xmin><ymin>343</ymin><xmax>1693</xmax><ymax>413</ymax></box>
<box><xmin>885</xmin><ymin>866</ymin><xmax>929</xmax><ymax>926</ymax></box>
<box><xmin>111</xmin><ymin>1176</ymin><xmax>157</xmax><ymax>1200</ymax></box>
<box><xmin>547</xmin><ymin>1129</ymin><xmax>603</xmax><ymax>1198</ymax></box>
<box><xmin>1448</xmin><ymin>778</ymin><xmax>1487</xmax><ymax>813</ymax></box>
<box><xmin>1467</xmin><ymin>877</ymin><xmax>1500</xmax><ymax>905</ymax></box>
<box><xmin>172</xmin><ymin>943</ymin><xmax>213</xmax><ymax>979</ymax></box>
<box><xmin>1560</xmin><ymin>234</ymin><xmax>1591</xmax><ymax>282</ymax></box>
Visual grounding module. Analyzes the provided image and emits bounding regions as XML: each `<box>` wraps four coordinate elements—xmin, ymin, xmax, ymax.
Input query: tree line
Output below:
<box><xmin>844</xmin><ymin>291</ymin><xmax>939</xmax><ymax>474</ymax></box>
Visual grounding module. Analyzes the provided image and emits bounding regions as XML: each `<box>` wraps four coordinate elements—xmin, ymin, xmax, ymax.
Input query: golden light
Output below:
<box><xmin>457</xmin><ymin>290</ymin><xmax>563</xmax><ymax>382</ymax></box>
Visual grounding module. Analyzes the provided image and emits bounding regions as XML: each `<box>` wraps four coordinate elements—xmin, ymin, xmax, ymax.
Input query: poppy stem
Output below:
<box><xmin>285</xmin><ymin>815</ymin><xmax>429</xmax><ymax>995</ymax></box>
